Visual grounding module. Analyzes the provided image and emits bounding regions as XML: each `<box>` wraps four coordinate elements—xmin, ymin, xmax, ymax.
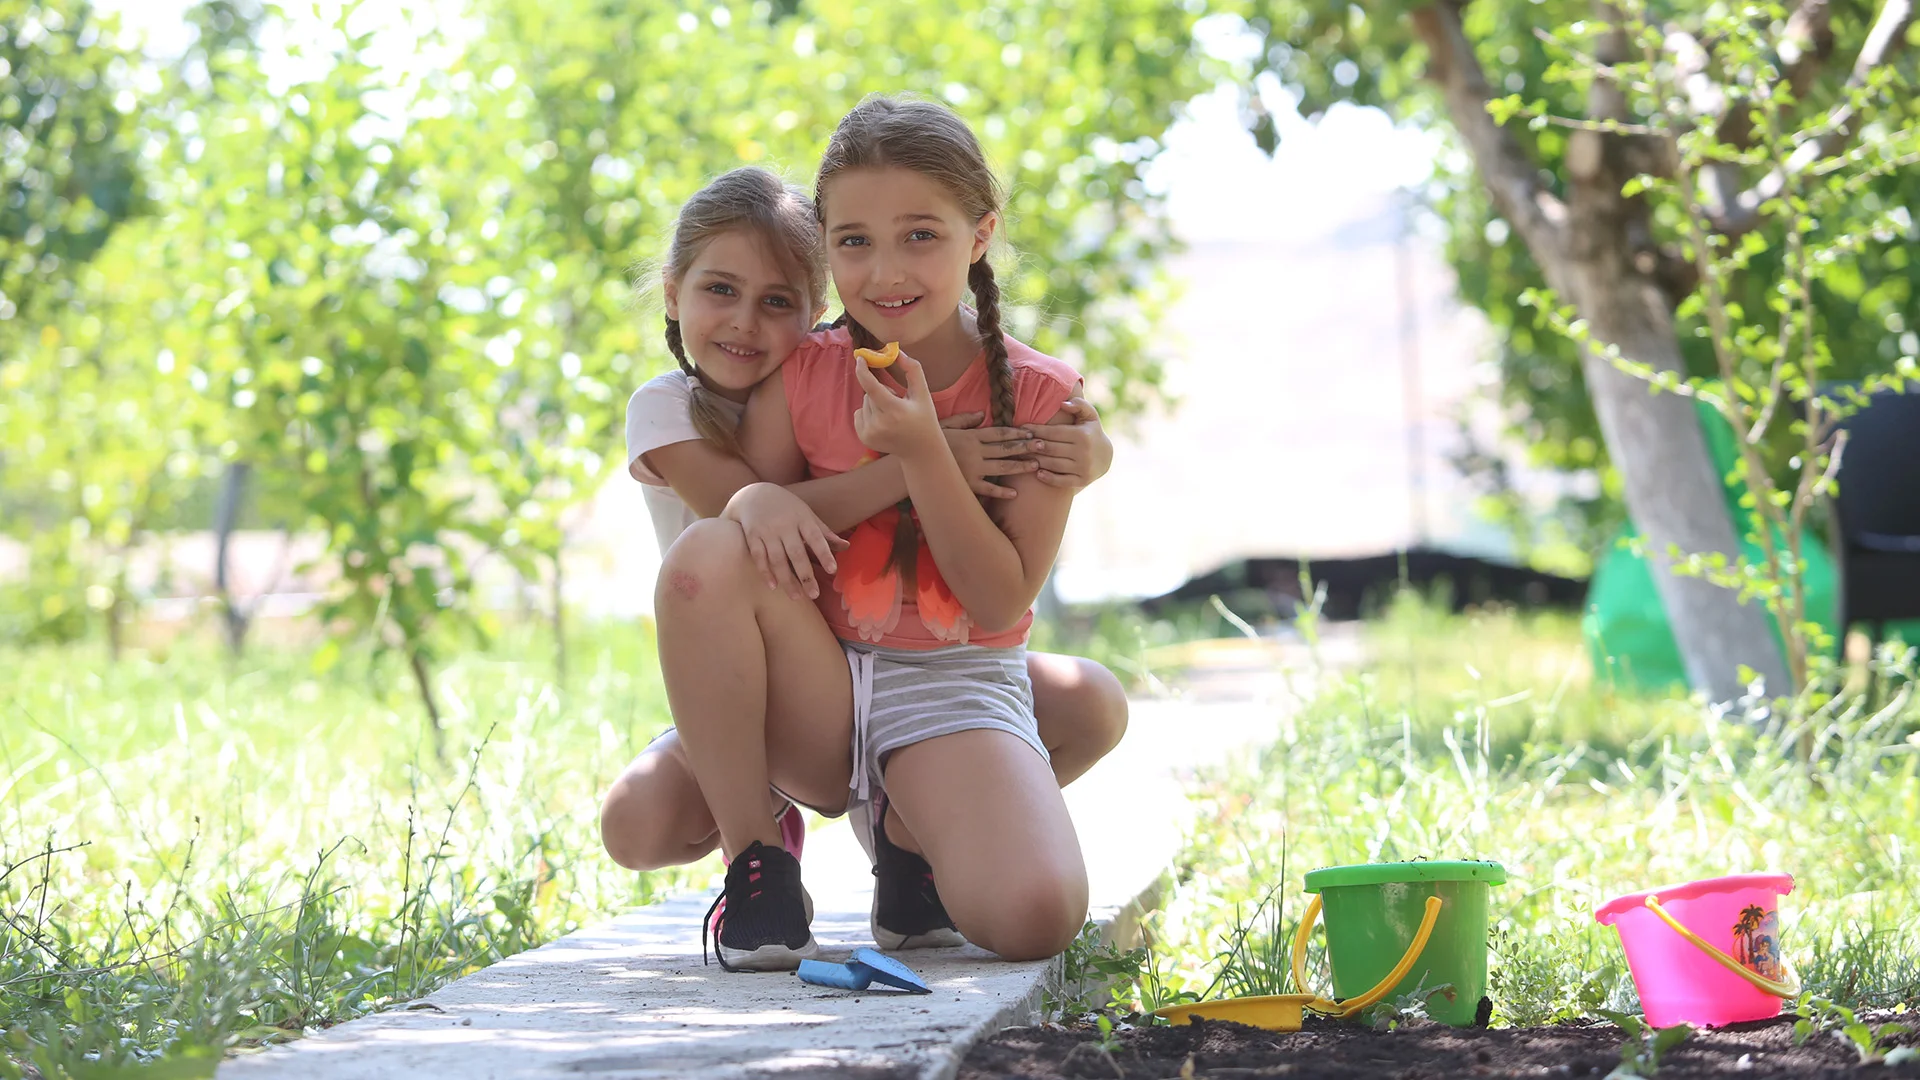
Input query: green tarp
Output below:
<box><xmin>1580</xmin><ymin>401</ymin><xmax>1904</xmax><ymax>693</ymax></box>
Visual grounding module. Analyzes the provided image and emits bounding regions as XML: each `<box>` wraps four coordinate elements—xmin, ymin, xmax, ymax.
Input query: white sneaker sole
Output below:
<box><xmin>872</xmin><ymin>923</ymin><xmax>966</xmax><ymax>951</ymax></box>
<box><xmin>709</xmin><ymin>886</ymin><xmax>816</xmax><ymax>971</ymax></box>
<box><xmin>718</xmin><ymin>936</ymin><xmax>820</xmax><ymax>971</ymax></box>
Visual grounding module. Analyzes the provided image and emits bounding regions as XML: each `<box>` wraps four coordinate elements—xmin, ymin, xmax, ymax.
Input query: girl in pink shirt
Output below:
<box><xmin>603</xmin><ymin>166</ymin><xmax>1123</xmax><ymax>972</ymax></box>
<box><xmin>659</xmin><ymin>97</ymin><xmax>1092</xmax><ymax>969</ymax></box>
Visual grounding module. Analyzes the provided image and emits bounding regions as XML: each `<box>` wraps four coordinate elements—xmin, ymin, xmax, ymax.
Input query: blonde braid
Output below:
<box><xmin>968</xmin><ymin>260</ymin><xmax>1017</xmax><ymax>430</ymax></box>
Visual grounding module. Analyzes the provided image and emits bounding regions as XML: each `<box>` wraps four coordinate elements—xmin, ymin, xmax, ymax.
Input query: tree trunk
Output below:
<box><xmin>213</xmin><ymin>461</ymin><xmax>252</xmax><ymax>656</ymax></box>
<box><xmin>550</xmin><ymin>546</ymin><xmax>567</xmax><ymax>689</ymax></box>
<box><xmin>1408</xmin><ymin>2</ymin><xmax>1793</xmax><ymax>704</ymax></box>
<box><xmin>407</xmin><ymin>645</ymin><xmax>447</xmax><ymax>759</ymax></box>
<box><xmin>105</xmin><ymin>589</ymin><xmax>123</xmax><ymax>663</ymax></box>
<box><xmin>1559</xmin><ymin>31</ymin><xmax>1795</xmax><ymax>703</ymax></box>
<box><xmin>1567</xmin><ymin>273</ymin><xmax>1793</xmax><ymax>701</ymax></box>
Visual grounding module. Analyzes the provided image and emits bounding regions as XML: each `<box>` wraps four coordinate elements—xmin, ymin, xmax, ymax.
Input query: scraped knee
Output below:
<box><xmin>654</xmin><ymin>518</ymin><xmax>753</xmax><ymax>610</ymax></box>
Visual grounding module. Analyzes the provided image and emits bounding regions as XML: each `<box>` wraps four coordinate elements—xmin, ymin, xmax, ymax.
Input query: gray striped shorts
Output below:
<box><xmin>844</xmin><ymin>640</ymin><xmax>1049</xmax><ymax>808</ymax></box>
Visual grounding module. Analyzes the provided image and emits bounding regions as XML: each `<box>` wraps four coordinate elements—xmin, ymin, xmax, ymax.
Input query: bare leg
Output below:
<box><xmin>880</xmin><ymin>729</ymin><xmax>1088</xmax><ymax>960</ymax></box>
<box><xmin>600</xmin><ymin>731</ymin><xmax>800</xmax><ymax>871</ymax></box>
<box><xmin>881</xmin><ymin>652</ymin><xmax>1126</xmax><ymax>857</ymax></box>
<box><xmin>1029</xmin><ymin>652</ymin><xmax>1129</xmax><ymax>786</ymax></box>
<box><xmin>600</xmin><ymin>732</ymin><xmax>720</xmax><ymax>871</ymax></box>
<box><xmin>656</xmin><ymin>518</ymin><xmax>853</xmax><ymax>861</ymax></box>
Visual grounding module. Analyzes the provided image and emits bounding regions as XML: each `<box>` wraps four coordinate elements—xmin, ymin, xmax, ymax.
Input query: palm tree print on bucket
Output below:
<box><xmin>1732</xmin><ymin>905</ymin><xmax>1784</xmax><ymax>980</ymax></box>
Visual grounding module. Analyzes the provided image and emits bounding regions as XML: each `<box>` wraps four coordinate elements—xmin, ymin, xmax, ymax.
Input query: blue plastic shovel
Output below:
<box><xmin>797</xmin><ymin>948</ymin><xmax>931</xmax><ymax>994</ymax></box>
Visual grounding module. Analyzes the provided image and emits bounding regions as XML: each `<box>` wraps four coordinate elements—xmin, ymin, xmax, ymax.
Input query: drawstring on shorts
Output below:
<box><xmin>847</xmin><ymin>647</ymin><xmax>876</xmax><ymax>803</ymax></box>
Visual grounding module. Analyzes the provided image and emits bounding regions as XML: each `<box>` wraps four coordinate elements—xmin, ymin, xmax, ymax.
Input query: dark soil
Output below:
<box><xmin>961</xmin><ymin>1013</ymin><xmax>1920</xmax><ymax>1079</ymax></box>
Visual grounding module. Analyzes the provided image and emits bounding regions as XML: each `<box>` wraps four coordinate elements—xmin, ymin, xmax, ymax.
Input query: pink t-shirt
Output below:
<box><xmin>782</xmin><ymin>326</ymin><xmax>1080</xmax><ymax>649</ymax></box>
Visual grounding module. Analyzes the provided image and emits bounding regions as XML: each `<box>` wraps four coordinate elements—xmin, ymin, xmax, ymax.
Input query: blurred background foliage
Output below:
<box><xmin>1221</xmin><ymin>0</ymin><xmax>1919</xmax><ymax>570</ymax></box>
<box><xmin>5</xmin><ymin>0</ymin><xmax>1916</xmax><ymax>662</ymax></box>
<box><xmin>0</xmin><ymin>0</ymin><xmax>1216</xmax><ymax>679</ymax></box>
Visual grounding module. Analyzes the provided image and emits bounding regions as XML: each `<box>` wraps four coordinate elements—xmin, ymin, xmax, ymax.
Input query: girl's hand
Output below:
<box><xmin>941</xmin><ymin>412</ymin><xmax>1038</xmax><ymax>499</ymax></box>
<box><xmin>1025</xmin><ymin>397</ymin><xmax>1113</xmax><ymax>489</ymax></box>
<box><xmin>720</xmin><ymin>482</ymin><xmax>849</xmax><ymax>600</ymax></box>
<box><xmin>853</xmin><ymin>352</ymin><xmax>945</xmax><ymax>461</ymax></box>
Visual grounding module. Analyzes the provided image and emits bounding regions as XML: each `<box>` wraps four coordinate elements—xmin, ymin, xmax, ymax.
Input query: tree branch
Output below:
<box><xmin>1721</xmin><ymin>0</ymin><xmax>1834</xmax><ymax>149</ymax></box>
<box><xmin>1410</xmin><ymin>3</ymin><xmax>1569</xmax><ymax>272</ymax></box>
<box><xmin>1700</xmin><ymin>0</ymin><xmax>1834</xmax><ymax>212</ymax></box>
<box><xmin>1711</xmin><ymin>0</ymin><xmax>1914</xmax><ymax>236</ymax></box>
<box><xmin>1639</xmin><ymin>242</ymin><xmax>1702</xmax><ymax>305</ymax></box>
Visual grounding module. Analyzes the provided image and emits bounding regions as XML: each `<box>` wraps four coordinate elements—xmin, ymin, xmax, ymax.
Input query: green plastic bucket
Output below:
<box><xmin>1294</xmin><ymin>860</ymin><xmax>1505</xmax><ymax>1027</ymax></box>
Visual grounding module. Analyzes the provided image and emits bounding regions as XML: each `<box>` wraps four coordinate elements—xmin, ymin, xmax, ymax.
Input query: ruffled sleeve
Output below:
<box><xmin>1005</xmin><ymin>340</ymin><xmax>1082</xmax><ymax>428</ymax></box>
<box><xmin>781</xmin><ymin>327</ymin><xmax>856</xmax><ymax>471</ymax></box>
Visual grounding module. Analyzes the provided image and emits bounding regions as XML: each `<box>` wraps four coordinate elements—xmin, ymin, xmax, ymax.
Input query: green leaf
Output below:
<box><xmin>1651</xmin><ymin>1023</ymin><xmax>1693</xmax><ymax>1055</ymax></box>
<box><xmin>1598</xmin><ymin>1009</ymin><xmax>1645</xmax><ymax>1036</ymax></box>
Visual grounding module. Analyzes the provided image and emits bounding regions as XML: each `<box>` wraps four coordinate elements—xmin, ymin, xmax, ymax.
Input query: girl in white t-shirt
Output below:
<box><xmin>600</xmin><ymin>168</ymin><xmax>1124</xmax><ymax>903</ymax></box>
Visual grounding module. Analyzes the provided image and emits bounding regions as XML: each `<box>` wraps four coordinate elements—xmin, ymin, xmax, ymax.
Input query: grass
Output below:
<box><xmin>1028</xmin><ymin>598</ymin><xmax>1224</xmax><ymax>695</ymax></box>
<box><xmin>11</xmin><ymin>594</ymin><xmax>1919</xmax><ymax>1073</ymax></box>
<box><xmin>0</xmin><ymin>620</ymin><xmax>693</xmax><ymax>1079</ymax></box>
<box><xmin>1129</xmin><ymin>594</ymin><xmax>1920</xmax><ymax>1026</ymax></box>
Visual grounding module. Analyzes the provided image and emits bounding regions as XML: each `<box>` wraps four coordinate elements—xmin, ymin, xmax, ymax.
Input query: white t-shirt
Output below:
<box><xmin>624</xmin><ymin>370</ymin><xmax>747</xmax><ymax>555</ymax></box>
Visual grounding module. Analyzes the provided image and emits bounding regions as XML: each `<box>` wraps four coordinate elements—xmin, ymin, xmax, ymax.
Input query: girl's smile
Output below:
<box><xmin>870</xmin><ymin>295</ymin><xmax>922</xmax><ymax>315</ymax></box>
<box><xmin>713</xmin><ymin>340</ymin><xmax>767</xmax><ymax>361</ymax></box>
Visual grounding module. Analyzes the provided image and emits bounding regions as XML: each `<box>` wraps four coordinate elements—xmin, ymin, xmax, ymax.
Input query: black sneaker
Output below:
<box><xmin>703</xmin><ymin>840</ymin><xmax>817</xmax><ymax>971</ymax></box>
<box><xmin>870</xmin><ymin>794</ymin><xmax>966</xmax><ymax>950</ymax></box>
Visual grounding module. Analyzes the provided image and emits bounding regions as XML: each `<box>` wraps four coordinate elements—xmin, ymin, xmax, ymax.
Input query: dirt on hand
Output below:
<box><xmin>961</xmin><ymin>1012</ymin><xmax>1920</xmax><ymax>1079</ymax></box>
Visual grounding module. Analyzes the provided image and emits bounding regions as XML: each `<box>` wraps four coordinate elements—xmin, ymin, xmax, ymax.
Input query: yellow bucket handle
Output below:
<box><xmin>1289</xmin><ymin>893</ymin><xmax>1444</xmax><ymax>1018</ymax></box>
<box><xmin>1643</xmin><ymin>895</ymin><xmax>1801</xmax><ymax>999</ymax></box>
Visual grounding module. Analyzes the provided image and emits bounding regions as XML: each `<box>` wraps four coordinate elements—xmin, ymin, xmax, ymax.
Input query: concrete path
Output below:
<box><xmin>220</xmin><ymin>654</ymin><xmax>1314</xmax><ymax>1080</ymax></box>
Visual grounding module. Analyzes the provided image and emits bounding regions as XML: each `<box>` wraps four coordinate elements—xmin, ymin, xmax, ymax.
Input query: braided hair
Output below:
<box><xmin>655</xmin><ymin>167</ymin><xmax>826</xmax><ymax>455</ymax></box>
<box><xmin>816</xmin><ymin>96</ymin><xmax>1016</xmax><ymax>581</ymax></box>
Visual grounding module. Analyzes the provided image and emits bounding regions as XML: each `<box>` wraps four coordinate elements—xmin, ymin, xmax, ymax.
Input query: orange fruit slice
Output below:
<box><xmin>855</xmin><ymin>341</ymin><xmax>901</xmax><ymax>368</ymax></box>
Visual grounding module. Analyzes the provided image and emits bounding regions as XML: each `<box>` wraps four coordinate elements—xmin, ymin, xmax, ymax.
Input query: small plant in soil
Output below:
<box><xmin>1128</xmin><ymin>942</ymin><xmax>1202</xmax><ymax>1020</ymax></box>
<box><xmin>1791</xmin><ymin>994</ymin><xmax>1917</xmax><ymax>1066</ymax></box>
<box><xmin>1359</xmin><ymin>977</ymin><xmax>1454</xmax><ymax>1031</ymax></box>
<box><xmin>1060</xmin><ymin>1013</ymin><xmax>1128</xmax><ymax>1078</ymax></box>
<box><xmin>1089</xmin><ymin>1013</ymin><xmax>1124</xmax><ymax>1054</ymax></box>
<box><xmin>1047</xmin><ymin>921</ymin><xmax>1147</xmax><ymax>1019</ymax></box>
<box><xmin>1206</xmin><ymin>882</ymin><xmax>1295</xmax><ymax>1002</ymax></box>
<box><xmin>1600</xmin><ymin>1011</ymin><xmax>1693</xmax><ymax>1079</ymax></box>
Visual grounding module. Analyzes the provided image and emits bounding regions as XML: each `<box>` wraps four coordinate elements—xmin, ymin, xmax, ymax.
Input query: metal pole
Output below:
<box><xmin>1396</xmin><ymin>195</ymin><xmax>1428</xmax><ymax>546</ymax></box>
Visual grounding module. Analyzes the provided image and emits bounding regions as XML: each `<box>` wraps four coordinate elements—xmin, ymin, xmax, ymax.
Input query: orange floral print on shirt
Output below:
<box><xmin>831</xmin><ymin>503</ymin><xmax>974</xmax><ymax>645</ymax></box>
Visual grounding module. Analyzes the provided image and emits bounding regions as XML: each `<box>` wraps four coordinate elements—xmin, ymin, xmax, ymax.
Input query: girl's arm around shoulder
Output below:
<box><xmin>645</xmin><ymin>441</ymin><xmax>762</xmax><ymax>519</ymax></box>
<box><xmin>625</xmin><ymin>373</ymin><xmax>760</xmax><ymax>518</ymax></box>
<box><xmin>1027</xmin><ymin>393</ymin><xmax>1113</xmax><ymax>489</ymax></box>
<box><xmin>740</xmin><ymin>367</ymin><xmax>807</xmax><ymax>485</ymax></box>
<box><xmin>739</xmin><ymin>357</ymin><xmax>945</xmax><ymax>533</ymax></box>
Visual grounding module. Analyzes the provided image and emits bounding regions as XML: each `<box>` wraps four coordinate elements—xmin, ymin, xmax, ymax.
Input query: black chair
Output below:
<box><xmin>1829</xmin><ymin>390</ymin><xmax>1920</xmax><ymax>648</ymax></box>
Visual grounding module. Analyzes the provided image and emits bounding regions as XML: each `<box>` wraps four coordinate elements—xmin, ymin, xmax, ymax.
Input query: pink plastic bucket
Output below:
<box><xmin>1595</xmin><ymin>873</ymin><xmax>1796</xmax><ymax>1028</ymax></box>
